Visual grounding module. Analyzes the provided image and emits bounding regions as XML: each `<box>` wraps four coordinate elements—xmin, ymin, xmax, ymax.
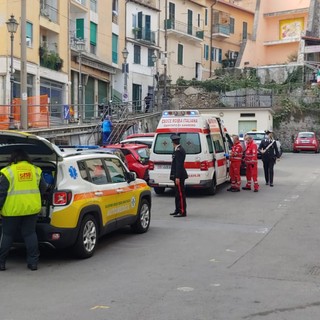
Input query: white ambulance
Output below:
<box><xmin>148</xmin><ymin>110</ymin><xmax>232</xmax><ymax>195</ymax></box>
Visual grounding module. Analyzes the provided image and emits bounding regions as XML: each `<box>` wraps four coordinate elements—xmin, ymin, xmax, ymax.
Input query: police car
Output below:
<box><xmin>0</xmin><ymin>131</ymin><xmax>151</xmax><ymax>258</ymax></box>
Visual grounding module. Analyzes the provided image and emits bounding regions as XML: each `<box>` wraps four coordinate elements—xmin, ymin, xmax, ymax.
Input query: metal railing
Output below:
<box><xmin>0</xmin><ymin>98</ymin><xmax>160</xmax><ymax>130</ymax></box>
<box><xmin>164</xmin><ymin>19</ymin><xmax>204</xmax><ymax>39</ymax></box>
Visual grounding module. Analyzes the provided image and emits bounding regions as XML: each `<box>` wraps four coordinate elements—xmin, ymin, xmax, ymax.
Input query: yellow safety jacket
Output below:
<box><xmin>0</xmin><ymin>161</ymin><xmax>42</xmax><ymax>216</ymax></box>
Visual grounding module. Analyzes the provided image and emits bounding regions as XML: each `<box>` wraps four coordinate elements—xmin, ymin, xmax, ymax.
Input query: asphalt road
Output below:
<box><xmin>1</xmin><ymin>153</ymin><xmax>320</xmax><ymax>320</ymax></box>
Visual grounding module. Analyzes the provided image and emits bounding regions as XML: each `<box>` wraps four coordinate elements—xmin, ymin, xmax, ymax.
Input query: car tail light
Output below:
<box><xmin>53</xmin><ymin>191</ymin><xmax>72</xmax><ymax>206</ymax></box>
<box><xmin>149</xmin><ymin>161</ymin><xmax>154</xmax><ymax>170</ymax></box>
<box><xmin>312</xmin><ymin>139</ymin><xmax>317</xmax><ymax>145</ymax></box>
<box><xmin>200</xmin><ymin>161</ymin><xmax>209</xmax><ymax>171</ymax></box>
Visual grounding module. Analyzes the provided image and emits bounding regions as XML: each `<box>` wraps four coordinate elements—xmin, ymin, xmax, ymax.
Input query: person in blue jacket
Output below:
<box><xmin>101</xmin><ymin>115</ymin><xmax>113</xmax><ymax>145</ymax></box>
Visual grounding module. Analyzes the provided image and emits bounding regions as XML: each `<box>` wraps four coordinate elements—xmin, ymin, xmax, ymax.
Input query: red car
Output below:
<box><xmin>103</xmin><ymin>143</ymin><xmax>150</xmax><ymax>181</ymax></box>
<box><xmin>293</xmin><ymin>132</ymin><xmax>320</xmax><ymax>153</ymax></box>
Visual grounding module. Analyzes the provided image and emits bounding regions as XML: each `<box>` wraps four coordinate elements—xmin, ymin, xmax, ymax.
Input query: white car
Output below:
<box><xmin>120</xmin><ymin>137</ymin><xmax>154</xmax><ymax>149</ymax></box>
<box><xmin>245</xmin><ymin>130</ymin><xmax>282</xmax><ymax>157</ymax></box>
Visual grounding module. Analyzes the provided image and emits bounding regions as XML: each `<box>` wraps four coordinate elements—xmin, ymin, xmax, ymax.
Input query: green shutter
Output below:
<box><xmin>178</xmin><ymin>44</ymin><xmax>183</xmax><ymax>65</ymax></box>
<box><xmin>112</xmin><ymin>33</ymin><xmax>118</xmax><ymax>64</ymax></box>
<box><xmin>26</xmin><ymin>22</ymin><xmax>32</xmax><ymax>39</ymax></box>
<box><xmin>76</xmin><ymin>19</ymin><xmax>84</xmax><ymax>39</ymax></box>
<box><xmin>90</xmin><ymin>22</ymin><xmax>97</xmax><ymax>45</ymax></box>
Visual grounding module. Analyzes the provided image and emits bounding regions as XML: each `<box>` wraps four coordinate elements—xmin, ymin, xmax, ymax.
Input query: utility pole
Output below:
<box><xmin>21</xmin><ymin>0</ymin><xmax>28</xmax><ymax>130</ymax></box>
<box><xmin>163</xmin><ymin>0</ymin><xmax>168</xmax><ymax>110</ymax></box>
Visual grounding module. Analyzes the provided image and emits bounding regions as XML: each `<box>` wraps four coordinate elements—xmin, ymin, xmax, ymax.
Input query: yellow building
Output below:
<box><xmin>203</xmin><ymin>0</ymin><xmax>254</xmax><ymax>79</ymax></box>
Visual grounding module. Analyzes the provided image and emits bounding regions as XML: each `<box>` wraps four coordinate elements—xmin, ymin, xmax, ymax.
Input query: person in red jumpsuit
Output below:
<box><xmin>227</xmin><ymin>135</ymin><xmax>243</xmax><ymax>192</ymax></box>
<box><xmin>242</xmin><ymin>134</ymin><xmax>259</xmax><ymax>192</ymax></box>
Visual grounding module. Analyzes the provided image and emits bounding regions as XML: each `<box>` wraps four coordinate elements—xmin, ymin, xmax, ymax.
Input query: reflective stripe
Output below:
<box><xmin>7</xmin><ymin>189</ymin><xmax>40</xmax><ymax>195</ymax></box>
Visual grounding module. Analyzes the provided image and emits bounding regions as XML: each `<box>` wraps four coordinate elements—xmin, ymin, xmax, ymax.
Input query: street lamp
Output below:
<box><xmin>151</xmin><ymin>53</ymin><xmax>158</xmax><ymax>111</ymax></box>
<box><xmin>122</xmin><ymin>47</ymin><xmax>129</xmax><ymax>105</ymax></box>
<box><xmin>6</xmin><ymin>15</ymin><xmax>19</xmax><ymax>130</ymax></box>
<box><xmin>75</xmin><ymin>38</ymin><xmax>85</xmax><ymax>124</ymax></box>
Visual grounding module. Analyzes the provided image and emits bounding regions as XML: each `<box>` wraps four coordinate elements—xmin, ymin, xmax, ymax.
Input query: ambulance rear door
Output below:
<box><xmin>208</xmin><ymin>117</ymin><xmax>228</xmax><ymax>185</ymax></box>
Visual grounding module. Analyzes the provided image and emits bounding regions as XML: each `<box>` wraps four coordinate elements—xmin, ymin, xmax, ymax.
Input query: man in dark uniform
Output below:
<box><xmin>258</xmin><ymin>130</ymin><xmax>280</xmax><ymax>187</ymax></box>
<box><xmin>169</xmin><ymin>134</ymin><xmax>188</xmax><ymax>217</ymax></box>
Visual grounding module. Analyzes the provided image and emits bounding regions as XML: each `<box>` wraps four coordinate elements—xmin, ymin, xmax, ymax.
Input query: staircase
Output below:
<box><xmin>87</xmin><ymin>103</ymin><xmax>137</xmax><ymax>145</ymax></box>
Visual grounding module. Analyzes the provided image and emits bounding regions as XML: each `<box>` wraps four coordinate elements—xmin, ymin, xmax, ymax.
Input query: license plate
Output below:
<box><xmin>156</xmin><ymin>164</ymin><xmax>171</xmax><ymax>169</ymax></box>
<box><xmin>301</xmin><ymin>140</ymin><xmax>309</xmax><ymax>143</ymax></box>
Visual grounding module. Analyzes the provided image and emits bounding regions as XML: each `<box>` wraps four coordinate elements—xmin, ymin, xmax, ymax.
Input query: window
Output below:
<box><xmin>90</xmin><ymin>0</ymin><xmax>97</xmax><ymax>12</ymax></box>
<box><xmin>112</xmin><ymin>33</ymin><xmax>118</xmax><ymax>63</ymax></box>
<box><xmin>205</xmin><ymin>9</ymin><xmax>208</xmax><ymax>26</ymax></box>
<box><xmin>104</xmin><ymin>158</ymin><xmax>126</xmax><ymax>183</ymax></box>
<box><xmin>211</xmin><ymin>133</ymin><xmax>224</xmax><ymax>153</ymax></box>
<box><xmin>211</xmin><ymin>47</ymin><xmax>222</xmax><ymax>62</ymax></box>
<box><xmin>154</xmin><ymin>133</ymin><xmax>201</xmax><ymax>155</ymax></box>
<box><xmin>204</xmin><ymin>44</ymin><xmax>209</xmax><ymax>60</ymax></box>
<box><xmin>206</xmin><ymin>135</ymin><xmax>213</xmax><ymax>154</ymax></box>
<box><xmin>148</xmin><ymin>48</ymin><xmax>154</xmax><ymax>66</ymax></box>
<box><xmin>26</xmin><ymin>22</ymin><xmax>33</xmax><ymax>47</ymax></box>
<box><xmin>134</xmin><ymin>45</ymin><xmax>141</xmax><ymax>64</ymax></box>
<box><xmin>80</xmin><ymin>159</ymin><xmax>109</xmax><ymax>185</ymax></box>
<box><xmin>230</xmin><ymin>17</ymin><xmax>235</xmax><ymax>34</ymax></box>
<box><xmin>90</xmin><ymin>22</ymin><xmax>97</xmax><ymax>54</ymax></box>
<box><xmin>187</xmin><ymin>10</ymin><xmax>193</xmax><ymax>35</ymax></box>
<box><xmin>242</xmin><ymin>21</ymin><xmax>248</xmax><ymax>40</ymax></box>
<box><xmin>76</xmin><ymin>19</ymin><xmax>84</xmax><ymax>40</ymax></box>
<box><xmin>178</xmin><ymin>44</ymin><xmax>183</xmax><ymax>65</ymax></box>
<box><xmin>197</xmin><ymin>14</ymin><xmax>201</xmax><ymax>28</ymax></box>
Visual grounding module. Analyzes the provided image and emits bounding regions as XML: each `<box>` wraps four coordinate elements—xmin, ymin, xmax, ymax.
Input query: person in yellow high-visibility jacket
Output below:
<box><xmin>0</xmin><ymin>149</ymin><xmax>48</xmax><ymax>271</ymax></box>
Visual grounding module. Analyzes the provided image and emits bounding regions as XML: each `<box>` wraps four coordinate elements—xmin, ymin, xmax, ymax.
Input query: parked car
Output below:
<box><xmin>103</xmin><ymin>143</ymin><xmax>150</xmax><ymax>182</ymax></box>
<box><xmin>126</xmin><ymin>132</ymin><xmax>155</xmax><ymax>139</ymax></box>
<box><xmin>120</xmin><ymin>137</ymin><xmax>154</xmax><ymax>149</ymax></box>
<box><xmin>0</xmin><ymin>131</ymin><xmax>151</xmax><ymax>259</ymax></box>
<box><xmin>59</xmin><ymin>145</ymin><xmax>128</xmax><ymax>166</ymax></box>
<box><xmin>293</xmin><ymin>131</ymin><xmax>320</xmax><ymax>153</ymax></box>
<box><xmin>245</xmin><ymin>130</ymin><xmax>282</xmax><ymax>158</ymax></box>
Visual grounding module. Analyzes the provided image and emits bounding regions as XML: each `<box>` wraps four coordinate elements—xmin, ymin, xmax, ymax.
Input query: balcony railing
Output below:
<box><xmin>212</xmin><ymin>24</ymin><xmax>230</xmax><ymax>37</ymax></box>
<box><xmin>40</xmin><ymin>1</ymin><xmax>58</xmax><ymax>23</ymax></box>
<box><xmin>133</xmin><ymin>27</ymin><xmax>156</xmax><ymax>44</ymax></box>
<box><xmin>73</xmin><ymin>0</ymin><xmax>86</xmax><ymax>6</ymax></box>
<box><xmin>164</xmin><ymin>19</ymin><xmax>204</xmax><ymax>40</ymax></box>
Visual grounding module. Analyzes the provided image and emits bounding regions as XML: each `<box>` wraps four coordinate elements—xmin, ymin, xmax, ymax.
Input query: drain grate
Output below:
<box><xmin>308</xmin><ymin>266</ymin><xmax>320</xmax><ymax>276</ymax></box>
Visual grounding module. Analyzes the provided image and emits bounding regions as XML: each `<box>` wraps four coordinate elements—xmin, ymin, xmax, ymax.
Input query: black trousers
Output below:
<box><xmin>174</xmin><ymin>179</ymin><xmax>187</xmax><ymax>215</ymax></box>
<box><xmin>0</xmin><ymin>214</ymin><xmax>39</xmax><ymax>265</ymax></box>
<box><xmin>262</xmin><ymin>158</ymin><xmax>276</xmax><ymax>184</ymax></box>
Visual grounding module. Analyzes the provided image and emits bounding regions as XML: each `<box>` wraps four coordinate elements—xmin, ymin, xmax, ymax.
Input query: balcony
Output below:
<box><xmin>164</xmin><ymin>19</ymin><xmax>204</xmax><ymax>41</ymax></box>
<box><xmin>212</xmin><ymin>24</ymin><xmax>230</xmax><ymax>39</ymax></box>
<box><xmin>132</xmin><ymin>27</ymin><xmax>156</xmax><ymax>44</ymax></box>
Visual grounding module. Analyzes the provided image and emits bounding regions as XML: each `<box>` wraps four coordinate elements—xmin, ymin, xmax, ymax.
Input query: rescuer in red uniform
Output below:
<box><xmin>242</xmin><ymin>134</ymin><xmax>259</xmax><ymax>192</ymax></box>
<box><xmin>227</xmin><ymin>135</ymin><xmax>243</xmax><ymax>192</ymax></box>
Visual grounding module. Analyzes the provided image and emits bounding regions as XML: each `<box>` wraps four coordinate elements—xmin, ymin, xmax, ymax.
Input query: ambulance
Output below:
<box><xmin>148</xmin><ymin>110</ymin><xmax>232</xmax><ymax>195</ymax></box>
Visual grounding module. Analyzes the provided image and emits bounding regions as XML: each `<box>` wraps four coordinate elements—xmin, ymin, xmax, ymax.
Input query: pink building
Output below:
<box><xmin>239</xmin><ymin>0</ymin><xmax>317</xmax><ymax>68</ymax></box>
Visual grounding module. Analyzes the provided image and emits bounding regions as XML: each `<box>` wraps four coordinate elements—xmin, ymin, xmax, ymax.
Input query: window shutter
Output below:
<box><xmin>76</xmin><ymin>19</ymin><xmax>84</xmax><ymax>39</ymax></box>
<box><xmin>90</xmin><ymin>22</ymin><xmax>97</xmax><ymax>45</ymax></box>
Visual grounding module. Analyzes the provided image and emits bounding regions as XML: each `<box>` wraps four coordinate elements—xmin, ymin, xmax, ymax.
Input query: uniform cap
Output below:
<box><xmin>170</xmin><ymin>134</ymin><xmax>181</xmax><ymax>141</ymax></box>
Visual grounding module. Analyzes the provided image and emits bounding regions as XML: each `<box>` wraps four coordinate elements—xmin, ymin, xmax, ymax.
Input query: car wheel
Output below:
<box><xmin>154</xmin><ymin>187</ymin><xmax>165</xmax><ymax>194</ymax></box>
<box><xmin>74</xmin><ymin>215</ymin><xmax>98</xmax><ymax>259</ymax></box>
<box><xmin>207</xmin><ymin>175</ymin><xmax>217</xmax><ymax>195</ymax></box>
<box><xmin>131</xmin><ymin>199</ymin><xmax>151</xmax><ymax>233</ymax></box>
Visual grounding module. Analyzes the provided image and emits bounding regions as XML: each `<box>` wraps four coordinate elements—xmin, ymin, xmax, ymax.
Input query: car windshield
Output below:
<box><xmin>137</xmin><ymin>147</ymin><xmax>150</xmax><ymax>159</ymax></box>
<box><xmin>298</xmin><ymin>133</ymin><xmax>314</xmax><ymax>138</ymax></box>
<box><xmin>154</xmin><ymin>133</ymin><xmax>201</xmax><ymax>155</ymax></box>
<box><xmin>247</xmin><ymin>133</ymin><xmax>266</xmax><ymax>140</ymax></box>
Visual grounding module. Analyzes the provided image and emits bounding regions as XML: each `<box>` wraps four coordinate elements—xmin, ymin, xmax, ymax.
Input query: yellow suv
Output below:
<box><xmin>0</xmin><ymin>131</ymin><xmax>152</xmax><ymax>258</ymax></box>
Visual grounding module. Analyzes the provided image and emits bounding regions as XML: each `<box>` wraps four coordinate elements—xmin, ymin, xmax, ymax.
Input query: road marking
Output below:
<box><xmin>90</xmin><ymin>306</ymin><xmax>110</xmax><ymax>310</ymax></box>
<box><xmin>226</xmin><ymin>249</ymin><xmax>236</xmax><ymax>252</ymax></box>
<box><xmin>209</xmin><ymin>258</ymin><xmax>221</xmax><ymax>262</ymax></box>
<box><xmin>210</xmin><ymin>283</ymin><xmax>221</xmax><ymax>287</ymax></box>
<box><xmin>177</xmin><ymin>287</ymin><xmax>194</xmax><ymax>292</ymax></box>
<box><xmin>255</xmin><ymin>228</ymin><xmax>269</xmax><ymax>234</ymax></box>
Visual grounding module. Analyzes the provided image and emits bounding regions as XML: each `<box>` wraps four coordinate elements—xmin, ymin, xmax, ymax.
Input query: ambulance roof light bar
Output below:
<box><xmin>162</xmin><ymin>110</ymin><xmax>199</xmax><ymax>117</ymax></box>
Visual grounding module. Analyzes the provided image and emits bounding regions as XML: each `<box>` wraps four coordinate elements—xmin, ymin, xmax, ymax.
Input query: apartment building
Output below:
<box><xmin>0</xmin><ymin>0</ymin><xmax>69</xmax><ymax>109</ymax></box>
<box><xmin>240</xmin><ymin>0</ymin><xmax>312</xmax><ymax>68</ymax></box>
<box><xmin>114</xmin><ymin>0</ymin><xmax>159</xmax><ymax>111</ymax></box>
<box><xmin>203</xmin><ymin>0</ymin><xmax>254</xmax><ymax>78</ymax></box>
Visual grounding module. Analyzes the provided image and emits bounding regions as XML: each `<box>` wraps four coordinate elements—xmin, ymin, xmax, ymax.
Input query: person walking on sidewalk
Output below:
<box><xmin>169</xmin><ymin>134</ymin><xmax>188</xmax><ymax>217</ymax></box>
<box><xmin>259</xmin><ymin>130</ymin><xmax>280</xmax><ymax>187</ymax></box>
<box><xmin>242</xmin><ymin>134</ymin><xmax>259</xmax><ymax>192</ymax></box>
<box><xmin>227</xmin><ymin>135</ymin><xmax>243</xmax><ymax>192</ymax></box>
